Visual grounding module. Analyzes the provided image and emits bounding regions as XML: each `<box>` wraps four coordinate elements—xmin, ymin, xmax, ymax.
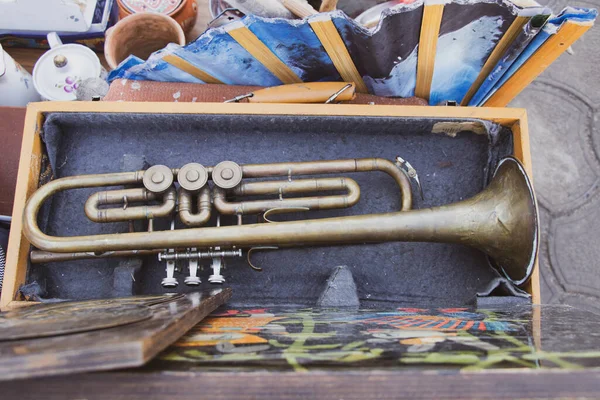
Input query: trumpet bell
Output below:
<box><xmin>477</xmin><ymin>156</ymin><xmax>539</xmax><ymax>286</ymax></box>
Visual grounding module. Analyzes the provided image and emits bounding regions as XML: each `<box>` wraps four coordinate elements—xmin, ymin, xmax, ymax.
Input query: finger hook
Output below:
<box><xmin>247</xmin><ymin>246</ymin><xmax>279</xmax><ymax>271</ymax></box>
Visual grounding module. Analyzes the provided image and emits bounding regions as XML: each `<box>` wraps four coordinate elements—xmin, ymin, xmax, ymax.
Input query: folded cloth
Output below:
<box><xmin>103</xmin><ymin>80</ymin><xmax>428</xmax><ymax>105</ymax></box>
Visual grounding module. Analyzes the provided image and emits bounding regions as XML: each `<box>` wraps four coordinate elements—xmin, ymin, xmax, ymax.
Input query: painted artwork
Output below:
<box><xmin>467</xmin><ymin>12</ymin><xmax>550</xmax><ymax>106</ymax></box>
<box><xmin>428</xmin><ymin>2</ymin><xmax>519</xmax><ymax>105</ymax></box>
<box><xmin>108</xmin><ymin>3</ymin><xmax>596</xmax><ymax>106</ymax></box>
<box><xmin>478</xmin><ymin>6</ymin><xmax>598</xmax><ymax>105</ymax></box>
<box><xmin>150</xmin><ymin>306</ymin><xmax>600</xmax><ymax>372</ymax></box>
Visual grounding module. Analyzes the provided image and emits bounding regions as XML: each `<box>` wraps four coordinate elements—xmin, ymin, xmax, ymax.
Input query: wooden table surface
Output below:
<box><xmin>10</xmin><ymin>0</ymin><xmax>213</xmax><ymax>74</ymax></box>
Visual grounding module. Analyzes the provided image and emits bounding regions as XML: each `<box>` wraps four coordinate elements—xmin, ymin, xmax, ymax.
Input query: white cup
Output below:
<box><xmin>0</xmin><ymin>44</ymin><xmax>42</xmax><ymax>107</ymax></box>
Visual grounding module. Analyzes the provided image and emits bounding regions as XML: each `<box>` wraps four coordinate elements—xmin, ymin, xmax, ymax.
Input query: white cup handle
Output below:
<box><xmin>47</xmin><ymin>32</ymin><xmax>63</xmax><ymax>49</ymax></box>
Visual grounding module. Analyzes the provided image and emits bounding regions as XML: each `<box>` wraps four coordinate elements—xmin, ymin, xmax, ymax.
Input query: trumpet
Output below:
<box><xmin>23</xmin><ymin>156</ymin><xmax>538</xmax><ymax>288</ymax></box>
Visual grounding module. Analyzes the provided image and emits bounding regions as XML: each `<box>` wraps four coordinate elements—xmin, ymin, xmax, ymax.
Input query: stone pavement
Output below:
<box><xmin>511</xmin><ymin>0</ymin><xmax>600</xmax><ymax>313</ymax></box>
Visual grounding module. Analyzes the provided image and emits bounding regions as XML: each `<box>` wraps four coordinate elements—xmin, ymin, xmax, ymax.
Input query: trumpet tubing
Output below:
<box><xmin>22</xmin><ymin>156</ymin><xmax>538</xmax><ymax>287</ymax></box>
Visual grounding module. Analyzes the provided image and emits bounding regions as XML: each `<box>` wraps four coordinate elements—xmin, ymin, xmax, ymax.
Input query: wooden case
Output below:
<box><xmin>1</xmin><ymin>102</ymin><xmax>539</xmax><ymax>310</ymax></box>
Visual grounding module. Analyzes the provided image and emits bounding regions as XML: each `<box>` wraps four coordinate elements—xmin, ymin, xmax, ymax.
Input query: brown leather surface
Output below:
<box><xmin>104</xmin><ymin>80</ymin><xmax>428</xmax><ymax>106</ymax></box>
<box><xmin>0</xmin><ymin>107</ymin><xmax>26</xmax><ymax>216</ymax></box>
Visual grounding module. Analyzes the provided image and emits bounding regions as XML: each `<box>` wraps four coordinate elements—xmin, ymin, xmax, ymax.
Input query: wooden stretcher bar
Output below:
<box><xmin>309</xmin><ymin>15</ymin><xmax>369</xmax><ymax>93</ymax></box>
<box><xmin>226</xmin><ymin>22</ymin><xmax>303</xmax><ymax>85</ymax></box>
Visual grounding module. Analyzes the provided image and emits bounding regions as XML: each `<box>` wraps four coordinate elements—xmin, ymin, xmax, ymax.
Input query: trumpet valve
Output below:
<box><xmin>143</xmin><ymin>165</ymin><xmax>174</xmax><ymax>194</ymax></box>
<box><xmin>184</xmin><ymin>276</ymin><xmax>201</xmax><ymax>286</ymax></box>
<box><xmin>178</xmin><ymin>163</ymin><xmax>208</xmax><ymax>192</ymax></box>
<box><xmin>161</xmin><ymin>250</ymin><xmax>179</xmax><ymax>288</ymax></box>
<box><xmin>212</xmin><ymin>161</ymin><xmax>243</xmax><ymax>189</ymax></box>
<box><xmin>184</xmin><ymin>249</ymin><xmax>202</xmax><ymax>286</ymax></box>
<box><xmin>161</xmin><ymin>276</ymin><xmax>178</xmax><ymax>288</ymax></box>
<box><xmin>208</xmin><ymin>256</ymin><xmax>225</xmax><ymax>284</ymax></box>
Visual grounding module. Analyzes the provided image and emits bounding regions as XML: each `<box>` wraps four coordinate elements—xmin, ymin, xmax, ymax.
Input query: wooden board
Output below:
<box><xmin>0</xmin><ymin>289</ymin><xmax>231</xmax><ymax>381</ymax></box>
<box><xmin>1</xmin><ymin>106</ymin><xmax>44</xmax><ymax>311</ymax></box>
<box><xmin>0</xmin><ymin>294</ymin><xmax>183</xmax><ymax>340</ymax></box>
<box><xmin>2</xmin><ymin>367</ymin><xmax>600</xmax><ymax>399</ymax></box>
<box><xmin>280</xmin><ymin>0</ymin><xmax>318</xmax><ymax>18</ymax></box>
<box><xmin>309</xmin><ymin>15</ymin><xmax>369</xmax><ymax>93</ymax></box>
<box><xmin>162</xmin><ymin>54</ymin><xmax>223</xmax><ymax>84</ymax></box>
<box><xmin>0</xmin><ymin>302</ymin><xmax>152</xmax><ymax>341</ymax></box>
<box><xmin>226</xmin><ymin>22</ymin><xmax>303</xmax><ymax>85</ymax></box>
<box><xmin>414</xmin><ymin>3</ymin><xmax>444</xmax><ymax>101</ymax></box>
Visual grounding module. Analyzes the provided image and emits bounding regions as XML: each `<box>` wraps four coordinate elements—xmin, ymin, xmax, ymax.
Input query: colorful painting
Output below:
<box><xmin>107</xmin><ymin>4</ymin><xmax>596</xmax><ymax>106</ymax></box>
<box><xmin>428</xmin><ymin>1</ymin><xmax>518</xmax><ymax>105</ymax></box>
<box><xmin>477</xmin><ymin>6</ymin><xmax>598</xmax><ymax>105</ymax></box>
<box><xmin>150</xmin><ymin>305</ymin><xmax>600</xmax><ymax>372</ymax></box>
<box><xmin>467</xmin><ymin>12</ymin><xmax>550</xmax><ymax>106</ymax></box>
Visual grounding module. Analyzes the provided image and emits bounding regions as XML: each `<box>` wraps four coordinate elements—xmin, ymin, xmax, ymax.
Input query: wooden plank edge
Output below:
<box><xmin>5</xmin><ymin>368</ymin><xmax>600</xmax><ymax>399</ymax></box>
<box><xmin>280</xmin><ymin>0</ymin><xmax>318</xmax><ymax>18</ymax></box>
<box><xmin>139</xmin><ymin>288</ymin><xmax>232</xmax><ymax>360</ymax></box>
<box><xmin>510</xmin><ymin>110</ymin><xmax>540</xmax><ymax>303</ymax></box>
<box><xmin>415</xmin><ymin>3</ymin><xmax>445</xmax><ymax>101</ymax></box>
<box><xmin>0</xmin><ymin>290</ymin><xmax>232</xmax><ymax>381</ymax></box>
<box><xmin>25</xmin><ymin>102</ymin><xmax>526</xmax><ymax>125</ymax></box>
<box><xmin>483</xmin><ymin>20</ymin><xmax>593</xmax><ymax>107</ymax></box>
<box><xmin>225</xmin><ymin>22</ymin><xmax>302</xmax><ymax>84</ymax></box>
<box><xmin>461</xmin><ymin>16</ymin><xmax>530</xmax><ymax>106</ymax></box>
<box><xmin>0</xmin><ymin>104</ymin><xmax>44</xmax><ymax>311</ymax></box>
<box><xmin>309</xmin><ymin>15</ymin><xmax>369</xmax><ymax>93</ymax></box>
<box><xmin>3</xmin><ymin>300</ymin><xmax>41</xmax><ymax>310</ymax></box>
<box><xmin>319</xmin><ymin>0</ymin><xmax>338</xmax><ymax>12</ymax></box>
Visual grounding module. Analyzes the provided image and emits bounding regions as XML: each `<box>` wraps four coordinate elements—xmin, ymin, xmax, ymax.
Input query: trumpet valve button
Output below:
<box><xmin>221</xmin><ymin>168</ymin><xmax>234</xmax><ymax>179</ymax></box>
<box><xmin>212</xmin><ymin>161</ymin><xmax>243</xmax><ymax>189</ymax></box>
<box><xmin>187</xmin><ymin>170</ymin><xmax>200</xmax><ymax>182</ymax></box>
<box><xmin>184</xmin><ymin>276</ymin><xmax>202</xmax><ymax>286</ymax></box>
<box><xmin>208</xmin><ymin>274</ymin><xmax>225</xmax><ymax>284</ymax></box>
<box><xmin>208</xmin><ymin>256</ymin><xmax>225</xmax><ymax>284</ymax></box>
<box><xmin>151</xmin><ymin>173</ymin><xmax>164</xmax><ymax>183</ymax></box>
<box><xmin>178</xmin><ymin>163</ymin><xmax>208</xmax><ymax>192</ymax></box>
<box><xmin>144</xmin><ymin>165</ymin><xmax>174</xmax><ymax>193</ymax></box>
<box><xmin>161</xmin><ymin>277</ymin><xmax>179</xmax><ymax>288</ymax></box>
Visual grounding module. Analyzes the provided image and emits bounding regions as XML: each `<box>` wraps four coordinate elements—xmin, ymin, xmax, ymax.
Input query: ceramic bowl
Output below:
<box><xmin>104</xmin><ymin>12</ymin><xmax>186</xmax><ymax>70</ymax></box>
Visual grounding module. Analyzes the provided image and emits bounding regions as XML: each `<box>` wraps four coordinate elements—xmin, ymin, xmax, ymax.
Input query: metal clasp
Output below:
<box><xmin>396</xmin><ymin>156</ymin><xmax>424</xmax><ymax>201</ymax></box>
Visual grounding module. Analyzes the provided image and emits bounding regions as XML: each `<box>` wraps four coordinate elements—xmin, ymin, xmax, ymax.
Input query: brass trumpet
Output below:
<box><xmin>23</xmin><ymin>156</ymin><xmax>538</xmax><ymax>288</ymax></box>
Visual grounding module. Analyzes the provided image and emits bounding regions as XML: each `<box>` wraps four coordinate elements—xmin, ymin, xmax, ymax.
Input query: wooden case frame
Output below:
<box><xmin>0</xmin><ymin>102</ymin><xmax>538</xmax><ymax>310</ymax></box>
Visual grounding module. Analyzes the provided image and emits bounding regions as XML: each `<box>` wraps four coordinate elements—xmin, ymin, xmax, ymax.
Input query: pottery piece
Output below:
<box><xmin>104</xmin><ymin>12</ymin><xmax>186</xmax><ymax>70</ymax></box>
<box><xmin>0</xmin><ymin>44</ymin><xmax>42</xmax><ymax>106</ymax></box>
<box><xmin>32</xmin><ymin>32</ymin><xmax>103</xmax><ymax>101</ymax></box>
<box><xmin>117</xmin><ymin>0</ymin><xmax>198</xmax><ymax>33</ymax></box>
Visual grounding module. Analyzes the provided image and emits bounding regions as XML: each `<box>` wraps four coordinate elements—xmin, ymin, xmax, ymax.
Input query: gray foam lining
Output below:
<box><xmin>28</xmin><ymin>112</ymin><xmax>514</xmax><ymax>308</ymax></box>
